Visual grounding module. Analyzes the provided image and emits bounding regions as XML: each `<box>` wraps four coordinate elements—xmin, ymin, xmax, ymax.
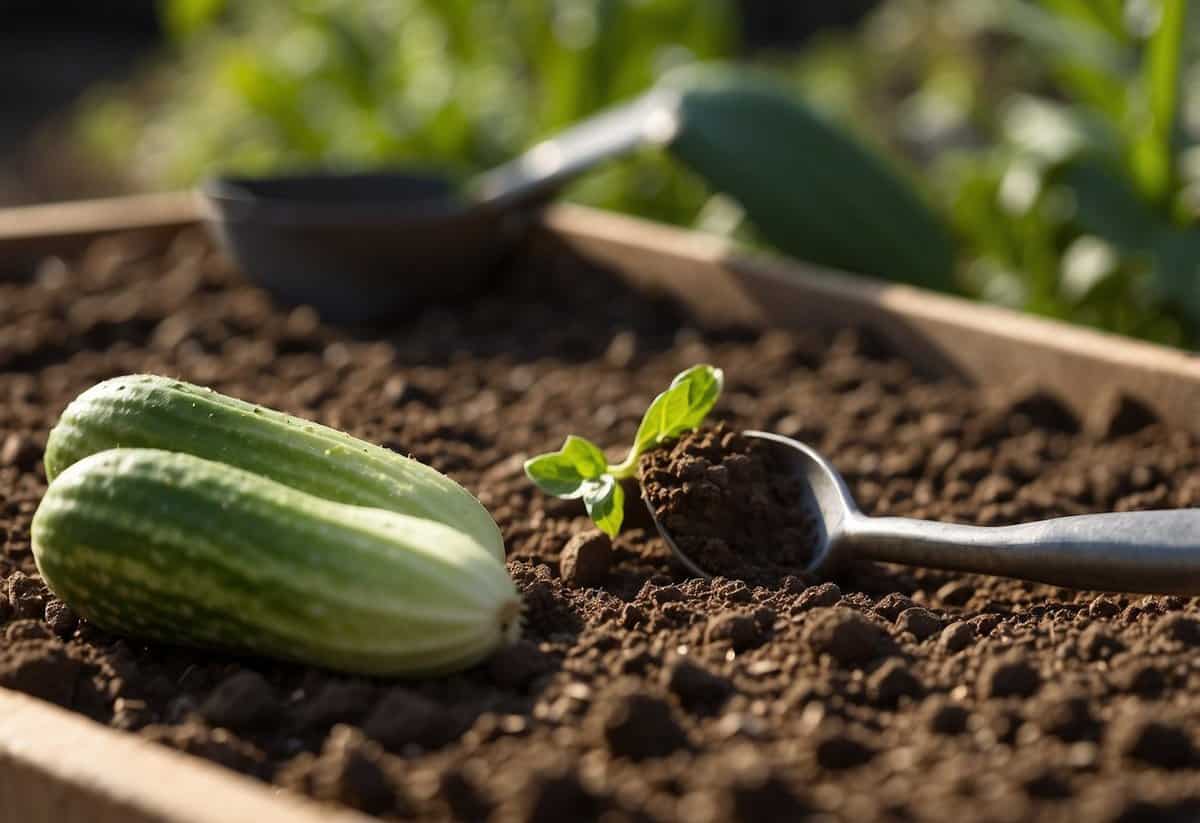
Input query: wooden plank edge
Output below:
<box><xmin>539</xmin><ymin>204</ymin><xmax>1200</xmax><ymax>434</ymax></box>
<box><xmin>3</xmin><ymin>188</ymin><xmax>1193</xmax><ymax>386</ymax></box>
<box><xmin>0</xmin><ymin>689</ymin><xmax>373</xmax><ymax>823</ymax></box>
<box><xmin>0</xmin><ymin>192</ymin><xmax>203</xmax><ymax>263</ymax></box>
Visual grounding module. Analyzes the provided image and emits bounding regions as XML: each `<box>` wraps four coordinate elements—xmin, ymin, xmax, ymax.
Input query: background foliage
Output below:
<box><xmin>82</xmin><ymin>0</ymin><xmax>734</xmax><ymax>227</ymax></box>
<box><xmin>78</xmin><ymin>0</ymin><xmax>1200</xmax><ymax>345</ymax></box>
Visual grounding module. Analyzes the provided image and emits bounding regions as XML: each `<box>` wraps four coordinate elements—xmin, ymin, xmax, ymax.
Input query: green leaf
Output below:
<box><xmin>1037</xmin><ymin>0</ymin><xmax>1126</xmax><ymax>39</ymax></box>
<box><xmin>1151</xmin><ymin>228</ymin><xmax>1200</xmax><ymax>329</ymax></box>
<box><xmin>667</xmin><ymin>363</ymin><xmax>724</xmax><ymax>431</ymax></box>
<box><xmin>523</xmin><ymin>453</ymin><xmax>586</xmax><ymax>498</ymax></box>
<box><xmin>582</xmin><ymin>475</ymin><xmax>624</xmax><ymax>538</ymax></box>
<box><xmin>523</xmin><ymin>435</ymin><xmax>608</xmax><ymax>498</ymax></box>
<box><xmin>632</xmin><ymin>382</ymin><xmax>691</xmax><ymax>452</ymax></box>
<box><xmin>665</xmin><ymin>64</ymin><xmax>957</xmax><ymax>292</ymax></box>
<box><xmin>612</xmin><ymin>364</ymin><xmax>724</xmax><ymax>477</ymax></box>
<box><xmin>559</xmin><ymin>435</ymin><xmax>608</xmax><ymax>480</ymax></box>
<box><xmin>162</xmin><ymin>0</ymin><xmax>228</xmax><ymax>41</ymax></box>
<box><xmin>633</xmin><ymin>364</ymin><xmax>724</xmax><ymax>451</ymax></box>
<box><xmin>1129</xmin><ymin>0</ymin><xmax>1187</xmax><ymax>204</ymax></box>
<box><xmin>1058</xmin><ymin>159</ymin><xmax>1161</xmax><ymax>252</ymax></box>
<box><xmin>996</xmin><ymin>0</ymin><xmax>1133</xmax><ymax>121</ymax></box>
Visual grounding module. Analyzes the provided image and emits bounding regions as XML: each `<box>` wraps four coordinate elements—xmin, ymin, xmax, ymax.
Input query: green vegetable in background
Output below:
<box><xmin>667</xmin><ymin>65</ymin><xmax>956</xmax><ymax>291</ymax></box>
<box><xmin>524</xmin><ymin>364</ymin><xmax>723</xmax><ymax>537</ymax></box>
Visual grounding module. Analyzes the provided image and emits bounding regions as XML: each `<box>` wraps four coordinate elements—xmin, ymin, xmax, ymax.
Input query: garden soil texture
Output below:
<box><xmin>3</xmin><ymin>229</ymin><xmax>1200</xmax><ymax>822</ymax></box>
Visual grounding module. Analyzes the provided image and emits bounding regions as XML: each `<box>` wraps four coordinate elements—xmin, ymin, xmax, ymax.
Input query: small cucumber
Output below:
<box><xmin>32</xmin><ymin>449</ymin><xmax>521</xmax><ymax>676</ymax></box>
<box><xmin>44</xmin><ymin>374</ymin><xmax>505</xmax><ymax>562</ymax></box>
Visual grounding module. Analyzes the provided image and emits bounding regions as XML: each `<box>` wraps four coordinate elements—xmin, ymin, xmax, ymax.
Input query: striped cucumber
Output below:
<box><xmin>44</xmin><ymin>374</ymin><xmax>504</xmax><ymax>563</ymax></box>
<box><xmin>32</xmin><ymin>449</ymin><xmax>521</xmax><ymax>676</ymax></box>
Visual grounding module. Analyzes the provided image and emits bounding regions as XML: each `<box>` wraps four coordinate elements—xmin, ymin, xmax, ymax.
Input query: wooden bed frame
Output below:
<box><xmin>1</xmin><ymin>193</ymin><xmax>1197</xmax><ymax>822</ymax></box>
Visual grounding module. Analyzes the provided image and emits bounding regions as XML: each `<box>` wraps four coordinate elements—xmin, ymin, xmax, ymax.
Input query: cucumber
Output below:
<box><xmin>44</xmin><ymin>374</ymin><xmax>505</xmax><ymax>563</ymax></box>
<box><xmin>667</xmin><ymin>64</ymin><xmax>957</xmax><ymax>293</ymax></box>
<box><xmin>32</xmin><ymin>448</ymin><xmax>521</xmax><ymax>676</ymax></box>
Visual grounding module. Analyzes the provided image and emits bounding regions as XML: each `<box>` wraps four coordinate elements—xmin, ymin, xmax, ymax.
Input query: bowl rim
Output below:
<box><xmin>199</xmin><ymin>171</ymin><xmax>489</xmax><ymax>227</ymax></box>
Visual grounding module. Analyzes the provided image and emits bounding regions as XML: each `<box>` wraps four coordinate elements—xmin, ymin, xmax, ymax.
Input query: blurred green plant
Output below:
<box><xmin>955</xmin><ymin>0</ymin><xmax>1200</xmax><ymax>344</ymax></box>
<box><xmin>785</xmin><ymin>0</ymin><xmax>1198</xmax><ymax>344</ymax></box>
<box><xmin>79</xmin><ymin>0</ymin><xmax>734</xmax><ymax>226</ymax></box>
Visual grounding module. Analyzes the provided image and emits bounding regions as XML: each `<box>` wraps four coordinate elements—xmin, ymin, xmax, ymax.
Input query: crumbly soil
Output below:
<box><xmin>640</xmin><ymin>425</ymin><xmax>819</xmax><ymax>585</ymax></box>
<box><xmin>2</xmin><ymin>229</ymin><xmax>1200</xmax><ymax>822</ymax></box>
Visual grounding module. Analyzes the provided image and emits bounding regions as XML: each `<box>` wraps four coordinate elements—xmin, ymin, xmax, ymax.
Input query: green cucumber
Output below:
<box><xmin>32</xmin><ymin>448</ymin><xmax>521</xmax><ymax>676</ymax></box>
<box><xmin>667</xmin><ymin>64</ymin><xmax>957</xmax><ymax>293</ymax></box>
<box><xmin>44</xmin><ymin>374</ymin><xmax>504</xmax><ymax>563</ymax></box>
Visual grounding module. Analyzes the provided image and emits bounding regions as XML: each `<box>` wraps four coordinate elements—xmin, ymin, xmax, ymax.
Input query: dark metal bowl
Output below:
<box><xmin>201</xmin><ymin>172</ymin><xmax>534</xmax><ymax>322</ymax></box>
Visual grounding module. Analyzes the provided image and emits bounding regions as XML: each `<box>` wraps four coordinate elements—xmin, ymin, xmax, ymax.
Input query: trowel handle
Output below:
<box><xmin>843</xmin><ymin>509</ymin><xmax>1200</xmax><ymax>595</ymax></box>
<box><xmin>469</xmin><ymin>89</ymin><xmax>681</xmax><ymax>209</ymax></box>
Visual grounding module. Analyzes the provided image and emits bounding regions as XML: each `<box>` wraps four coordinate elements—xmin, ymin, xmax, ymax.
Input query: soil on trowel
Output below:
<box><xmin>641</xmin><ymin>424</ymin><xmax>819</xmax><ymax>585</ymax></box>
<box><xmin>3</xmin><ymin>228</ymin><xmax>1200</xmax><ymax>822</ymax></box>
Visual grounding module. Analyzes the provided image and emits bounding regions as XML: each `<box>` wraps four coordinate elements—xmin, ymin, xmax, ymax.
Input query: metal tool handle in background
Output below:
<box><xmin>469</xmin><ymin>89</ymin><xmax>682</xmax><ymax>210</ymax></box>
<box><xmin>843</xmin><ymin>510</ymin><xmax>1200</xmax><ymax>595</ymax></box>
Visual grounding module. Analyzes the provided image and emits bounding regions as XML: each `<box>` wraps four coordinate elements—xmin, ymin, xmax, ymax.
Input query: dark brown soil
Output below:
<box><xmin>3</xmin><ymin>229</ymin><xmax>1200</xmax><ymax>822</ymax></box>
<box><xmin>641</xmin><ymin>424</ymin><xmax>819</xmax><ymax>585</ymax></box>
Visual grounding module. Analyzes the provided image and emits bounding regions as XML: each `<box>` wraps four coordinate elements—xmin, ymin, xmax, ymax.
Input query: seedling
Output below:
<box><xmin>524</xmin><ymin>364</ymin><xmax>723</xmax><ymax>536</ymax></box>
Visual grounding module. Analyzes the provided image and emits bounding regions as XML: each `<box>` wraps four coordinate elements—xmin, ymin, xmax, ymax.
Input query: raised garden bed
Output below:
<box><xmin>3</xmin><ymin>198</ymin><xmax>1200</xmax><ymax>822</ymax></box>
